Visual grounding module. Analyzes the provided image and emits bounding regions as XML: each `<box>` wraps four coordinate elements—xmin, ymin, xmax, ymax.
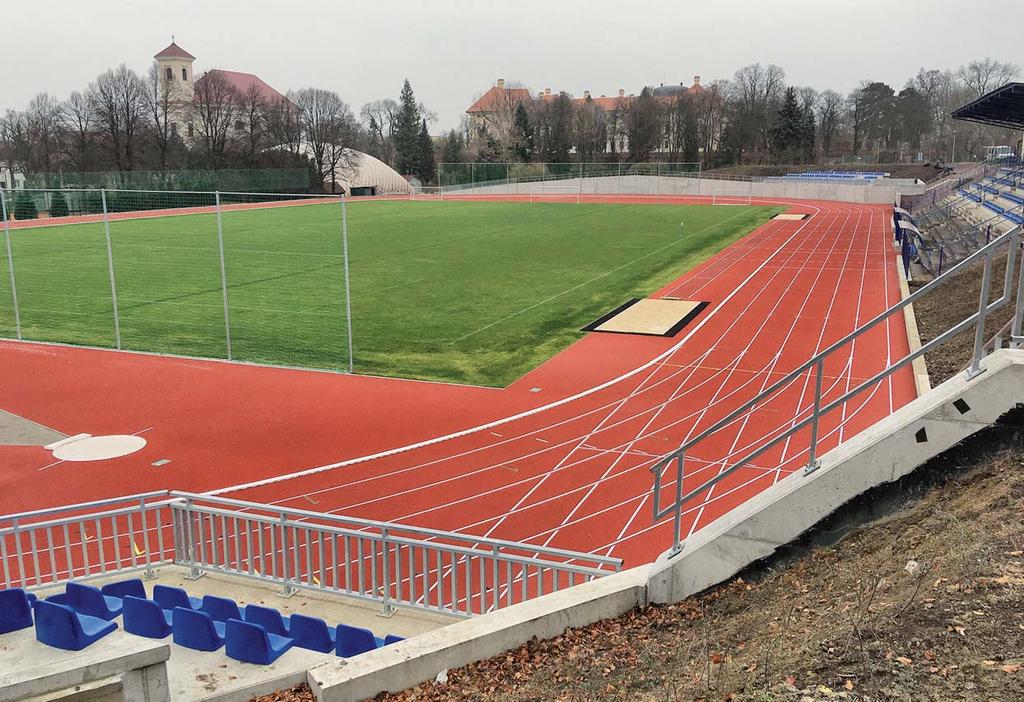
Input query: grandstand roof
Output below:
<box><xmin>952</xmin><ymin>82</ymin><xmax>1024</xmax><ymax>130</ymax></box>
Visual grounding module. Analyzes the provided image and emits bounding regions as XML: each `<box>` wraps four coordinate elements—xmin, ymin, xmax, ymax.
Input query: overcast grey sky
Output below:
<box><xmin>2</xmin><ymin>0</ymin><xmax>1021</xmax><ymax>130</ymax></box>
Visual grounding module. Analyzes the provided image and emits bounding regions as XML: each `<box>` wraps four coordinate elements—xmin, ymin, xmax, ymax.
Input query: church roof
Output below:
<box><xmin>154</xmin><ymin>41</ymin><xmax>195</xmax><ymax>60</ymax></box>
<box><xmin>196</xmin><ymin>69</ymin><xmax>288</xmax><ymax>104</ymax></box>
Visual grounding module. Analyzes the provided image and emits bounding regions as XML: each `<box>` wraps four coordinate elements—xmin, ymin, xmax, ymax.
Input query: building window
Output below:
<box><xmin>165</xmin><ymin>67</ymin><xmax>173</xmax><ymax>81</ymax></box>
<box><xmin>182</xmin><ymin>67</ymin><xmax>188</xmax><ymax>81</ymax></box>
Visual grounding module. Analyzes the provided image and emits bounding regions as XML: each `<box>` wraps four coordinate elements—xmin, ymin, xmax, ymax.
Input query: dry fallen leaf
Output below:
<box><xmin>1002</xmin><ymin>664</ymin><xmax>1021</xmax><ymax>674</ymax></box>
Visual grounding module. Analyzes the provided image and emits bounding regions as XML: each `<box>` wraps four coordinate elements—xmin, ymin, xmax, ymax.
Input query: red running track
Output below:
<box><xmin>0</xmin><ymin>197</ymin><xmax>915</xmax><ymax>568</ymax></box>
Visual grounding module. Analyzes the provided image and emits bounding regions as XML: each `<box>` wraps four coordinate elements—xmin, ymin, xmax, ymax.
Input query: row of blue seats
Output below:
<box><xmin>1</xmin><ymin>580</ymin><xmax>404</xmax><ymax>665</ymax></box>
<box><xmin>982</xmin><ymin>201</ymin><xmax>1024</xmax><ymax>225</ymax></box>
<box><xmin>971</xmin><ymin>181</ymin><xmax>1024</xmax><ymax>207</ymax></box>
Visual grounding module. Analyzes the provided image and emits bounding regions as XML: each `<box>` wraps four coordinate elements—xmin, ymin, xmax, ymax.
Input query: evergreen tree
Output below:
<box><xmin>442</xmin><ymin>129</ymin><xmax>464</xmax><ymax>164</ymax></box>
<box><xmin>13</xmin><ymin>192</ymin><xmax>38</xmax><ymax>220</ymax></box>
<box><xmin>394</xmin><ymin>79</ymin><xmax>422</xmax><ymax>175</ymax></box>
<box><xmin>771</xmin><ymin>87</ymin><xmax>803</xmax><ymax>163</ymax></box>
<box><xmin>512</xmin><ymin>102</ymin><xmax>534</xmax><ymax>162</ymax></box>
<box><xmin>49</xmin><ymin>191</ymin><xmax>69</xmax><ymax>217</ymax></box>
<box><xmin>415</xmin><ymin>119</ymin><xmax>436</xmax><ymax>184</ymax></box>
<box><xmin>542</xmin><ymin>93</ymin><xmax>574</xmax><ymax>164</ymax></box>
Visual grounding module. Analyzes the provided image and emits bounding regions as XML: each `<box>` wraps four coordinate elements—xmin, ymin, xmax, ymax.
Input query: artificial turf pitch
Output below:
<box><xmin>0</xmin><ymin>200</ymin><xmax>783</xmax><ymax>386</ymax></box>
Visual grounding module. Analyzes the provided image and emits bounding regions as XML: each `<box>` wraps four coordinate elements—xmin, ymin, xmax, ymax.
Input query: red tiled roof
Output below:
<box><xmin>195</xmin><ymin>69</ymin><xmax>288</xmax><ymax>104</ymax></box>
<box><xmin>585</xmin><ymin>95</ymin><xmax>633</xmax><ymax>111</ymax></box>
<box><xmin>467</xmin><ymin>86</ymin><xmax>534</xmax><ymax>113</ymax></box>
<box><xmin>154</xmin><ymin>42</ymin><xmax>195</xmax><ymax>60</ymax></box>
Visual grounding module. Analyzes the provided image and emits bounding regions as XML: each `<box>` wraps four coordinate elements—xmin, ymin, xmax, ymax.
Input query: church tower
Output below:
<box><xmin>153</xmin><ymin>38</ymin><xmax>196</xmax><ymax>101</ymax></box>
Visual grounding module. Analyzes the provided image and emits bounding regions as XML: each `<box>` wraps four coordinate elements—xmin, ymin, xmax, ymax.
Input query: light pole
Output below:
<box><xmin>951</xmin><ymin>130</ymin><xmax>957</xmax><ymax>164</ymax></box>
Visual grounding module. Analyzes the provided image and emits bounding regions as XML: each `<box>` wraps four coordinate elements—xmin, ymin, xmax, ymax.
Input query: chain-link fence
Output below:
<box><xmin>0</xmin><ymin>188</ymin><xmax>351</xmax><ymax>372</ymax></box>
<box><xmin>24</xmin><ymin>168</ymin><xmax>311</xmax><ymax>193</ymax></box>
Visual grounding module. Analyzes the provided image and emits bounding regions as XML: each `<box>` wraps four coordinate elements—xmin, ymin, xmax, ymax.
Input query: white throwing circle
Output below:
<box><xmin>52</xmin><ymin>435</ymin><xmax>147</xmax><ymax>462</ymax></box>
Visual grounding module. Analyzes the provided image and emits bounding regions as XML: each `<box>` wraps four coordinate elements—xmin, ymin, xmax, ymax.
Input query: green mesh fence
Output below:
<box><xmin>24</xmin><ymin>168</ymin><xmax>311</xmax><ymax>193</ymax></box>
<box><xmin>438</xmin><ymin>162</ymin><xmax>701</xmax><ymax>188</ymax></box>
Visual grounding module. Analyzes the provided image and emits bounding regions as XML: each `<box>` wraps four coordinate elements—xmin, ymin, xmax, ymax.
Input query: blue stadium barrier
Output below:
<box><xmin>200</xmin><ymin>595</ymin><xmax>242</xmax><ymax>623</ymax></box>
<box><xmin>288</xmin><ymin>613</ymin><xmax>336</xmax><ymax>653</ymax></box>
<box><xmin>52</xmin><ymin>582</ymin><xmax>123</xmax><ymax>620</ymax></box>
<box><xmin>335</xmin><ymin>623</ymin><xmax>384</xmax><ymax>657</ymax></box>
<box><xmin>34</xmin><ymin>600</ymin><xmax>117</xmax><ymax>651</ymax></box>
<box><xmin>244</xmin><ymin>604</ymin><xmax>291</xmax><ymax>637</ymax></box>
<box><xmin>225</xmin><ymin>618</ymin><xmax>295</xmax><ymax>665</ymax></box>
<box><xmin>101</xmin><ymin>579</ymin><xmax>146</xmax><ymax>600</ymax></box>
<box><xmin>0</xmin><ymin>588</ymin><xmax>35</xmax><ymax>635</ymax></box>
<box><xmin>153</xmin><ymin>584</ymin><xmax>202</xmax><ymax>612</ymax></box>
<box><xmin>122</xmin><ymin>596</ymin><xmax>173</xmax><ymax>639</ymax></box>
<box><xmin>172</xmin><ymin>607</ymin><xmax>226</xmax><ymax>651</ymax></box>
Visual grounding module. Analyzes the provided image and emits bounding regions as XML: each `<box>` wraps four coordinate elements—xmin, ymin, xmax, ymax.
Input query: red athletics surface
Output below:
<box><xmin>0</xmin><ymin>197</ymin><xmax>916</xmax><ymax>568</ymax></box>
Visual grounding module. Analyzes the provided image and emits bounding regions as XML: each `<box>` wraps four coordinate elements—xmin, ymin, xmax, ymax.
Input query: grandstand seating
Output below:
<box><xmin>0</xmin><ymin>588</ymin><xmax>35</xmax><ymax>635</ymax></box>
<box><xmin>225</xmin><ymin>618</ymin><xmax>295</xmax><ymax>665</ymax></box>
<box><xmin>34</xmin><ymin>600</ymin><xmax>117</xmax><ymax>651</ymax></box>
<box><xmin>384</xmin><ymin>633</ymin><xmax>405</xmax><ymax>645</ymax></box>
<box><xmin>101</xmin><ymin>578</ymin><xmax>147</xmax><ymax>600</ymax></box>
<box><xmin>244</xmin><ymin>603</ymin><xmax>291</xmax><ymax>637</ymax></box>
<box><xmin>172</xmin><ymin>607</ymin><xmax>226</xmax><ymax>651</ymax></box>
<box><xmin>48</xmin><ymin>582</ymin><xmax>123</xmax><ymax>620</ymax></box>
<box><xmin>336</xmin><ymin>623</ymin><xmax>385</xmax><ymax>657</ymax></box>
<box><xmin>153</xmin><ymin>584</ymin><xmax>202</xmax><ymax>611</ymax></box>
<box><xmin>122</xmin><ymin>595</ymin><xmax>173</xmax><ymax>639</ymax></box>
<box><xmin>288</xmin><ymin>613</ymin><xmax>337</xmax><ymax>653</ymax></box>
<box><xmin>199</xmin><ymin>595</ymin><xmax>243</xmax><ymax>623</ymax></box>
<box><xmin>780</xmin><ymin>170</ymin><xmax>889</xmax><ymax>181</ymax></box>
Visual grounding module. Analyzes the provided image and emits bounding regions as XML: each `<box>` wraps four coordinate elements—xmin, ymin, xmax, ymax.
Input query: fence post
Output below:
<box><xmin>340</xmin><ymin>194</ymin><xmax>354</xmax><ymax>374</ymax></box>
<box><xmin>183</xmin><ymin>497</ymin><xmax>205</xmax><ymax>581</ymax></box>
<box><xmin>669</xmin><ymin>452</ymin><xmax>684</xmax><ymax>557</ymax></box>
<box><xmin>0</xmin><ymin>189</ymin><xmax>22</xmax><ymax>340</ymax></box>
<box><xmin>213</xmin><ymin>192</ymin><xmax>233</xmax><ymax>360</ymax></box>
<box><xmin>139</xmin><ymin>496</ymin><xmax>156</xmax><ymax>580</ymax></box>
<box><xmin>804</xmin><ymin>358</ymin><xmax>825</xmax><ymax>474</ymax></box>
<box><xmin>279</xmin><ymin>513</ymin><xmax>296</xmax><ymax>597</ymax></box>
<box><xmin>966</xmin><ymin>251</ymin><xmax>995</xmax><ymax>379</ymax></box>
<box><xmin>378</xmin><ymin>527</ymin><xmax>396</xmax><ymax>617</ymax></box>
<box><xmin>100</xmin><ymin>189</ymin><xmax>122</xmax><ymax>350</ymax></box>
<box><xmin>1012</xmin><ymin>236</ymin><xmax>1024</xmax><ymax>349</ymax></box>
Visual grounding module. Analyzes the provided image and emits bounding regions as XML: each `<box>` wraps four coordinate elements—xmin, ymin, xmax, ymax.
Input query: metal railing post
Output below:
<box><xmin>183</xmin><ymin>497</ymin><xmax>205</xmax><ymax>581</ymax></box>
<box><xmin>0</xmin><ymin>189</ymin><xmax>21</xmax><ymax>340</ymax></box>
<box><xmin>340</xmin><ymin>194</ymin><xmax>354</xmax><ymax>373</ymax></box>
<box><xmin>279</xmin><ymin>513</ymin><xmax>296</xmax><ymax>597</ymax></box>
<box><xmin>967</xmin><ymin>251</ymin><xmax>995</xmax><ymax>378</ymax></box>
<box><xmin>378</xmin><ymin>527</ymin><xmax>395</xmax><ymax>617</ymax></box>
<box><xmin>214</xmin><ymin>192</ymin><xmax>233</xmax><ymax>360</ymax></box>
<box><xmin>669</xmin><ymin>452</ymin><xmax>684</xmax><ymax>557</ymax></box>
<box><xmin>1012</xmin><ymin>237</ymin><xmax>1024</xmax><ymax>349</ymax></box>
<box><xmin>100</xmin><ymin>189</ymin><xmax>122</xmax><ymax>350</ymax></box>
<box><xmin>804</xmin><ymin>358</ymin><xmax>825</xmax><ymax>474</ymax></box>
<box><xmin>139</xmin><ymin>496</ymin><xmax>156</xmax><ymax>580</ymax></box>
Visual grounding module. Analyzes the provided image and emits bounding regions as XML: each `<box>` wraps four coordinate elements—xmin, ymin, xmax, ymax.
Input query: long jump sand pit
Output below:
<box><xmin>583</xmin><ymin>298</ymin><xmax>709</xmax><ymax>337</ymax></box>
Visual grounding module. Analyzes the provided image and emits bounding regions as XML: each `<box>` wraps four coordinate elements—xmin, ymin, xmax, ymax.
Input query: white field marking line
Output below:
<box><xmin>535</xmin><ymin>209</ymin><xmax>843</xmax><ymax>548</ymax></box>
<box><xmin>682</xmin><ymin>205</ymin><xmax>859</xmax><ymax>540</ymax></box>
<box><xmin>384</xmin><ymin>213</ymin><xmax>849</xmax><ymax>537</ymax></box>
<box><xmin>776</xmin><ymin>205</ymin><xmax>865</xmax><ymax>468</ymax></box>
<box><xmin>133</xmin><ymin>426</ymin><xmax>155</xmax><ymax>436</ymax></box>
<box><xmin>263</xmin><ymin>216</ymin><xmax>797</xmax><ymax>510</ymax></box>
<box><xmin>838</xmin><ymin>210</ymin><xmax>874</xmax><ymax>445</ymax></box>
<box><xmin>449</xmin><ymin>208</ymin><xmax>755</xmax><ymax>344</ymax></box>
<box><xmin>304</xmin><ymin>217</ymin><xmax>837</xmax><ymax>524</ymax></box>
<box><xmin>608</xmin><ymin>205</ymin><xmax>856</xmax><ymax>546</ymax></box>
<box><xmin>208</xmin><ymin>198</ymin><xmax>823</xmax><ymax>497</ymax></box>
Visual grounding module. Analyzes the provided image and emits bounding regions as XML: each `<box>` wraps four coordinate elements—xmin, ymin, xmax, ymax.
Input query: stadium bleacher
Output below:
<box><xmin>781</xmin><ymin>170</ymin><xmax>890</xmax><ymax>181</ymax></box>
<box><xmin>0</xmin><ymin>579</ymin><xmax>405</xmax><ymax>665</ymax></box>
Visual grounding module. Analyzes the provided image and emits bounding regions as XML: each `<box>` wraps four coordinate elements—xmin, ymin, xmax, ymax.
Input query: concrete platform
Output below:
<box><xmin>21</xmin><ymin>566</ymin><xmax>455</xmax><ymax>701</ymax></box>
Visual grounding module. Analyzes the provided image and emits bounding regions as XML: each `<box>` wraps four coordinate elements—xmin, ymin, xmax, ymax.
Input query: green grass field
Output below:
<box><xmin>0</xmin><ymin>199</ymin><xmax>783</xmax><ymax>386</ymax></box>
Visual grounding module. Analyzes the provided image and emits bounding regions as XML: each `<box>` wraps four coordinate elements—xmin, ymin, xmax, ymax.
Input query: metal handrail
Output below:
<box><xmin>650</xmin><ymin>222</ymin><xmax>1023</xmax><ymax>556</ymax></box>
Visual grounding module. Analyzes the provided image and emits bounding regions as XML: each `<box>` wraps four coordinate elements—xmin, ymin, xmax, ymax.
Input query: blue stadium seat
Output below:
<box><xmin>54</xmin><ymin>582</ymin><xmax>123</xmax><ymax>620</ymax></box>
<box><xmin>200</xmin><ymin>595</ymin><xmax>242</xmax><ymax>623</ymax></box>
<box><xmin>0</xmin><ymin>588</ymin><xmax>35</xmax><ymax>634</ymax></box>
<box><xmin>383</xmin><ymin>634</ymin><xmax>405</xmax><ymax>646</ymax></box>
<box><xmin>226</xmin><ymin>618</ymin><xmax>295</xmax><ymax>665</ymax></box>
<box><xmin>153</xmin><ymin>584</ymin><xmax>202</xmax><ymax>612</ymax></box>
<box><xmin>335</xmin><ymin>623</ymin><xmax>384</xmax><ymax>657</ymax></box>
<box><xmin>244</xmin><ymin>604</ymin><xmax>290</xmax><ymax>636</ymax></box>
<box><xmin>122</xmin><ymin>596</ymin><xmax>173</xmax><ymax>639</ymax></box>
<box><xmin>172</xmin><ymin>607</ymin><xmax>225</xmax><ymax>651</ymax></box>
<box><xmin>288</xmin><ymin>613</ymin><xmax>336</xmax><ymax>653</ymax></box>
<box><xmin>101</xmin><ymin>579</ymin><xmax>146</xmax><ymax>600</ymax></box>
<box><xmin>34</xmin><ymin>600</ymin><xmax>117</xmax><ymax>651</ymax></box>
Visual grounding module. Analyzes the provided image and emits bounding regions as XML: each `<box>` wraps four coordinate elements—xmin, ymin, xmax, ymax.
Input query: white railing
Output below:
<box><xmin>0</xmin><ymin>491</ymin><xmax>621</xmax><ymax>618</ymax></box>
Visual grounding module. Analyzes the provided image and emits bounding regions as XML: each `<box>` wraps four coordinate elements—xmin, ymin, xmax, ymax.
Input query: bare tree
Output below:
<box><xmin>957</xmin><ymin>58</ymin><xmax>1019</xmax><ymax>98</ymax></box>
<box><xmin>146</xmin><ymin>63</ymin><xmax>177</xmax><ymax>169</ymax></box>
<box><xmin>0</xmin><ymin>110</ymin><xmax>32</xmax><ymax>179</ymax></box>
<box><xmin>817</xmin><ymin>89</ymin><xmax>844</xmax><ymax>158</ymax></box>
<box><xmin>573</xmin><ymin>96</ymin><xmax>606</xmax><ymax>162</ymax></box>
<box><xmin>360</xmin><ymin>98</ymin><xmax>399</xmax><ymax>165</ymax></box>
<box><xmin>89</xmin><ymin>64</ymin><xmax>149</xmax><ymax>171</ymax></box>
<box><xmin>470</xmin><ymin>80</ymin><xmax>530</xmax><ymax>161</ymax></box>
<box><xmin>238</xmin><ymin>83</ymin><xmax>266</xmax><ymax>167</ymax></box>
<box><xmin>265</xmin><ymin>94</ymin><xmax>303</xmax><ymax>156</ymax></box>
<box><xmin>25</xmin><ymin>93</ymin><xmax>64</xmax><ymax>175</ymax></box>
<box><xmin>62</xmin><ymin>91</ymin><xmax>96</xmax><ymax>171</ymax></box>
<box><xmin>191</xmin><ymin>70</ymin><xmax>240</xmax><ymax>168</ymax></box>
<box><xmin>294</xmin><ymin>87</ymin><xmax>357</xmax><ymax>192</ymax></box>
<box><xmin>695</xmin><ymin>80</ymin><xmax>728</xmax><ymax>166</ymax></box>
